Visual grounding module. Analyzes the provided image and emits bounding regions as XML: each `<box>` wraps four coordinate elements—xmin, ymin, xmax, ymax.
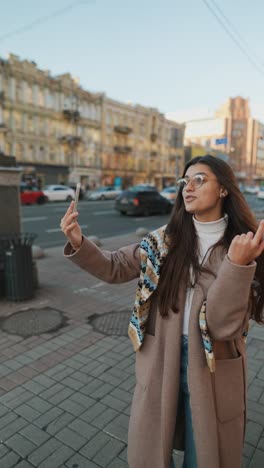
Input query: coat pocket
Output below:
<box><xmin>214</xmin><ymin>355</ymin><xmax>245</xmax><ymax>423</ymax></box>
<box><xmin>135</xmin><ymin>334</ymin><xmax>155</xmax><ymax>390</ymax></box>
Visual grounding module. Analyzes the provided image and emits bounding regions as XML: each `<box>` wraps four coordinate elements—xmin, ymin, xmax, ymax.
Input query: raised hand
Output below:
<box><xmin>60</xmin><ymin>201</ymin><xmax>83</xmax><ymax>250</ymax></box>
<box><xmin>227</xmin><ymin>220</ymin><xmax>264</xmax><ymax>266</ymax></box>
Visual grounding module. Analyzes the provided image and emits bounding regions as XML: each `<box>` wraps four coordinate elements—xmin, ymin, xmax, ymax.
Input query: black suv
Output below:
<box><xmin>115</xmin><ymin>189</ymin><xmax>172</xmax><ymax>216</ymax></box>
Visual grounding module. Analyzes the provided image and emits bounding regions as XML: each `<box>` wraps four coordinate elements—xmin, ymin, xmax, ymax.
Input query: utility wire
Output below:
<box><xmin>0</xmin><ymin>0</ymin><xmax>95</xmax><ymax>42</ymax></box>
<box><xmin>210</xmin><ymin>0</ymin><xmax>264</xmax><ymax>69</ymax></box>
<box><xmin>201</xmin><ymin>0</ymin><xmax>264</xmax><ymax>77</ymax></box>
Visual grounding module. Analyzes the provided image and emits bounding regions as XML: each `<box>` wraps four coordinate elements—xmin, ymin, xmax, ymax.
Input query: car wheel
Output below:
<box><xmin>100</xmin><ymin>195</ymin><xmax>106</xmax><ymax>200</ymax></box>
<box><xmin>120</xmin><ymin>210</ymin><xmax>126</xmax><ymax>216</ymax></box>
<box><xmin>143</xmin><ymin>208</ymin><xmax>150</xmax><ymax>217</ymax></box>
<box><xmin>37</xmin><ymin>195</ymin><xmax>46</xmax><ymax>205</ymax></box>
<box><xmin>66</xmin><ymin>195</ymin><xmax>73</xmax><ymax>202</ymax></box>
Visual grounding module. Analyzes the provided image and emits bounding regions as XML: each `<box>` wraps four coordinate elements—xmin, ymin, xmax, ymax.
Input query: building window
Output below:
<box><xmin>28</xmin><ymin>145</ymin><xmax>34</xmax><ymax>161</ymax></box>
<box><xmin>32</xmin><ymin>84</ymin><xmax>38</xmax><ymax>106</ymax></box>
<box><xmin>16</xmin><ymin>81</ymin><xmax>23</xmax><ymax>102</ymax></box>
<box><xmin>8</xmin><ymin>78</ymin><xmax>15</xmax><ymax>100</ymax></box>
<box><xmin>15</xmin><ymin>143</ymin><xmax>23</xmax><ymax>160</ymax></box>
<box><xmin>39</xmin><ymin>146</ymin><xmax>45</xmax><ymax>162</ymax></box>
<box><xmin>28</xmin><ymin>116</ymin><xmax>34</xmax><ymax>133</ymax></box>
<box><xmin>25</xmin><ymin>82</ymin><xmax>33</xmax><ymax>104</ymax></box>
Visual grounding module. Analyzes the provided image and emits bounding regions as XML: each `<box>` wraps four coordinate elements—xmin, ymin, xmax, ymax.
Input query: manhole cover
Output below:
<box><xmin>0</xmin><ymin>307</ymin><xmax>66</xmax><ymax>337</ymax></box>
<box><xmin>88</xmin><ymin>310</ymin><xmax>132</xmax><ymax>336</ymax></box>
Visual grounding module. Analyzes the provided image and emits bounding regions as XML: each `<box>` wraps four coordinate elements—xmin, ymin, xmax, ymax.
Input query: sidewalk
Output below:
<box><xmin>0</xmin><ymin>232</ymin><xmax>263</xmax><ymax>468</ymax></box>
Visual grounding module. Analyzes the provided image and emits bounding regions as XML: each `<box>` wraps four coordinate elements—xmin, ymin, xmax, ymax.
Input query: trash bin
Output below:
<box><xmin>3</xmin><ymin>233</ymin><xmax>37</xmax><ymax>301</ymax></box>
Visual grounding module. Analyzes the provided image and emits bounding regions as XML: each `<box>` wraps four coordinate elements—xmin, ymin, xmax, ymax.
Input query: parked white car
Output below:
<box><xmin>43</xmin><ymin>185</ymin><xmax>75</xmax><ymax>202</ymax></box>
<box><xmin>257</xmin><ymin>187</ymin><xmax>264</xmax><ymax>200</ymax></box>
<box><xmin>244</xmin><ymin>185</ymin><xmax>259</xmax><ymax>195</ymax></box>
<box><xmin>86</xmin><ymin>186</ymin><xmax>122</xmax><ymax>201</ymax></box>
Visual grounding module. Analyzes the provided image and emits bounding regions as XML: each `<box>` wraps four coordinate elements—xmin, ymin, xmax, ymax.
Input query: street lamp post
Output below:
<box><xmin>175</xmin><ymin>154</ymin><xmax>181</xmax><ymax>183</ymax></box>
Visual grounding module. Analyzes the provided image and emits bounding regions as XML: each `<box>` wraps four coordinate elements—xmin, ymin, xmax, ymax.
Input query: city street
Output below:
<box><xmin>21</xmin><ymin>199</ymin><xmax>173</xmax><ymax>249</ymax></box>
<box><xmin>21</xmin><ymin>195</ymin><xmax>264</xmax><ymax>249</ymax></box>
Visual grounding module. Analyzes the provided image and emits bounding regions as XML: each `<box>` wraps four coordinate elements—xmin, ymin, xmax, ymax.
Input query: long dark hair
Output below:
<box><xmin>158</xmin><ymin>155</ymin><xmax>264</xmax><ymax>324</ymax></box>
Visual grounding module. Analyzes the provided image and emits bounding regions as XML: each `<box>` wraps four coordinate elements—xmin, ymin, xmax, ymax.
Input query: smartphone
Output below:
<box><xmin>73</xmin><ymin>182</ymin><xmax>81</xmax><ymax>212</ymax></box>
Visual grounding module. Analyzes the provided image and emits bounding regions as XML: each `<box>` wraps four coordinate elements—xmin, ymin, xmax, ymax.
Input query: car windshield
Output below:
<box><xmin>163</xmin><ymin>187</ymin><xmax>176</xmax><ymax>192</ymax></box>
<box><xmin>43</xmin><ymin>185</ymin><xmax>52</xmax><ymax>190</ymax></box>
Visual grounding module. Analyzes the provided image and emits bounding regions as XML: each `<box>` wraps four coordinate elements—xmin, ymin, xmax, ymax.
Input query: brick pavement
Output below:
<box><xmin>0</xmin><ymin>232</ymin><xmax>263</xmax><ymax>467</ymax></box>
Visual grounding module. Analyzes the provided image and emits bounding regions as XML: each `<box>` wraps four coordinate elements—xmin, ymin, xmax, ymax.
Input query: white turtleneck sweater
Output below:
<box><xmin>182</xmin><ymin>215</ymin><xmax>228</xmax><ymax>335</ymax></box>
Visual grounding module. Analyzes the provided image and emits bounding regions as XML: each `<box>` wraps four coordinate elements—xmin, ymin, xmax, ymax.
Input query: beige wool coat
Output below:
<box><xmin>64</xmin><ymin>235</ymin><xmax>256</xmax><ymax>468</ymax></box>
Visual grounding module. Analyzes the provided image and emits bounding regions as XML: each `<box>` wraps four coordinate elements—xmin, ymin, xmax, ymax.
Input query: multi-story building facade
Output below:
<box><xmin>170</xmin><ymin>97</ymin><xmax>264</xmax><ymax>183</ymax></box>
<box><xmin>247</xmin><ymin>119</ymin><xmax>264</xmax><ymax>181</ymax></box>
<box><xmin>101</xmin><ymin>96</ymin><xmax>185</xmax><ymax>189</ymax></box>
<box><xmin>0</xmin><ymin>53</ymin><xmax>185</xmax><ymax>189</ymax></box>
<box><xmin>0</xmin><ymin>54</ymin><xmax>102</xmax><ymax>187</ymax></box>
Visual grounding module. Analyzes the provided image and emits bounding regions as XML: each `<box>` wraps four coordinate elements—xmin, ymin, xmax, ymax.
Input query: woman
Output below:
<box><xmin>61</xmin><ymin>155</ymin><xmax>264</xmax><ymax>468</ymax></box>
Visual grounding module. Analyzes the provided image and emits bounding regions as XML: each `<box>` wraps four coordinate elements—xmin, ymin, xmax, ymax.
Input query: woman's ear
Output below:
<box><xmin>220</xmin><ymin>189</ymin><xmax>228</xmax><ymax>198</ymax></box>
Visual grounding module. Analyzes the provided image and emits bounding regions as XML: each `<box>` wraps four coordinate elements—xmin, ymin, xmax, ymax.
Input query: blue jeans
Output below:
<box><xmin>170</xmin><ymin>335</ymin><xmax>198</xmax><ymax>468</ymax></box>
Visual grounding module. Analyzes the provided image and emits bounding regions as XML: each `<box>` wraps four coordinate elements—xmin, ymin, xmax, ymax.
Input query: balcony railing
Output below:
<box><xmin>113</xmin><ymin>125</ymin><xmax>132</xmax><ymax>135</ymax></box>
<box><xmin>58</xmin><ymin>135</ymin><xmax>83</xmax><ymax>146</ymax></box>
<box><xmin>150</xmin><ymin>151</ymin><xmax>158</xmax><ymax>157</ymax></box>
<box><xmin>0</xmin><ymin>123</ymin><xmax>7</xmax><ymax>133</ymax></box>
<box><xmin>63</xmin><ymin>109</ymin><xmax>80</xmax><ymax>123</ymax></box>
<box><xmin>113</xmin><ymin>145</ymin><xmax>132</xmax><ymax>154</ymax></box>
<box><xmin>150</xmin><ymin>132</ymin><xmax>158</xmax><ymax>142</ymax></box>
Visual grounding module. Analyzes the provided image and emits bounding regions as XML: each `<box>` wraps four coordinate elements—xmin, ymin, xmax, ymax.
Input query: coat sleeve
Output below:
<box><xmin>64</xmin><ymin>237</ymin><xmax>141</xmax><ymax>283</ymax></box>
<box><xmin>206</xmin><ymin>255</ymin><xmax>256</xmax><ymax>341</ymax></box>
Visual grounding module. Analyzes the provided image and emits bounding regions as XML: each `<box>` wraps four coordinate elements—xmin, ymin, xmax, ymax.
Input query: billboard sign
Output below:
<box><xmin>215</xmin><ymin>137</ymin><xmax>228</xmax><ymax>145</ymax></box>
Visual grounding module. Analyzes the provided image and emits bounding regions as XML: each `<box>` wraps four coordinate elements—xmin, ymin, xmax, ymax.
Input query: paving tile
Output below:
<box><xmin>92</xmin><ymin>407</ymin><xmax>120</xmax><ymax>430</ymax></box>
<box><xmin>65</xmin><ymin>453</ymin><xmax>100</xmax><ymax>468</ymax></box>
<box><xmin>12</xmin><ymin>461</ymin><xmax>35</xmax><ymax>468</ymax></box>
<box><xmin>26</xmin><ymin>396</ymin><xmax>53</xmax><ymax>414</ymax></box>
<box><xmin>19</xmin><ymin>423</ymin><xmax>50</xmax><ymax>446</ymax></box>
<box><xmin>55</xmin><ymin>427</ymin><xmax>87</xmax><ymax>451</ymax></box>
<box><xmin>80</xmin><ymin>431</ymin><xmax>110</xmax><ymax>460</ymax></box>
<box><xmin>28</xmin><ymin>437</ymin><xmax>62</xmax><ymax>466</ymax></box>
<box><xmin>5</xmin><ymin>433</ymin><xmax>36</xmax><ymax>458</ymax></box>
<box><xmin>245</xmin><ymin>421</ymin><xmax>263</xmax><ymax>446</ymax></box>
<box><xmin>0</xmin><ymin>450</ymin><xmax>20</xmax><ymax>468</ymax></box>
<box><xmin>0</xmin><ymin>442</ymin><xmax>9</xmax><ymax>458</ymax></box>
<box><xmin>248</xmin><ymin>449</ymin><xmax>264</xmax><ymax>468</ymax></box>
<box><xmin>69</xmin><ymin>418</ymin><xmax>98</xmax><ymax>440</ymax></box>
<box><xmin>100</xmin><ymin>394</ymin><xmax>128</xmax><ymax>412</ymax></box>
<box><xmin>0</xmin><ymin>415</ymin><xmax>28</xmax><ymax>442</ymax></box>
<box><xmin>93</xmin><ymin>437</ymin><xmax>125</xmax><ymax>468</ymax></box>
<box><xmin>79</xmin><ymin>401</ymin><xmax>107</xmax><ymax>424</ymax></box>
<box><xmin>38</xmin><ymin>445</ymin><xmax>74</xmax><ymax>468</ymax></box>
<box><xmin>34</xmin><ymin>407</ymin><xmax>64</xmax><ymax>430</ymax></box>
<box><xmin>14</xmin><ymin>403</ymin><xmax>41</xmax><ymax>422</ymax></box>
<box><xmin>45</xmin><ymin>411</ymin><xmax>75</xmax><ymax>436</ymax></box>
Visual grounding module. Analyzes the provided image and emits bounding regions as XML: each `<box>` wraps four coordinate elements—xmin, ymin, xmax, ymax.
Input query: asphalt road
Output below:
<box><xmin>21</xmin><ymin>200</ymin><xmax>172</xmax><ymax>248</ymax></box>
<box><xmin>21</xmin><ymin>195</ymin><xmax>264</xmax><ymax>249</ymax></box>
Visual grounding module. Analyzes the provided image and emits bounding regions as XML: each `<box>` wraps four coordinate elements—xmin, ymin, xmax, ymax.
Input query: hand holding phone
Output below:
<box><xmin>73</xmin><ymin>182</ymin><xmax>81</xmax><ymax>212</ymax></box>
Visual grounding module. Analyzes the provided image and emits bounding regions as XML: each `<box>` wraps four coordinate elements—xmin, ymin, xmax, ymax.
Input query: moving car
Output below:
<box><xmin>20</xmin><ymin>183</ymin><xmax>47</xmax><ymax>205</ymax></box>
<box><xmin>86</xmin><ymin>186</ymin><xmax>122</xmax><ymax>201</ymax></box>
<box><xmin>244</xmin><ymin>185</ymin><xmax>259</xmax><ymax>195</ymax></box>
<box><xmin>69</xmin><ymin>183</ymin><xmax>85</xmax><ymax>200</ymax></box>
<box><xmin>129</xmin><ymin>184</ymin><xmax>157</xmax><ymax>191</ymax></box>
<box><xmin>160</xmin><ymin>186</ymin><xmax>178</xmax><ymax>204</ymax></box>
<box><xmin>257</xmin><ymin>186</ymin><xmax>264</xmax><ymax>200</ymax></box>
<box><xmin>43</xmin><ymin>184</ymin><xmax>75</xmax><ymax>202</ymax></box>
<box><xmin>115</xmin><ymin>189</ymin><xmax>173</xmax><ymax>216</ymax></box>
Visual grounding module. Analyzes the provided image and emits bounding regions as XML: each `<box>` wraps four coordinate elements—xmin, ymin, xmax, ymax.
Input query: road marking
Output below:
<box><xmin>46</xmin><ymin>224</ymin><xmax>88</xmax><ymax>233</ymax></box>
<box><xmin>22</xmin><ymin>216</ymin><xmax>48</xmax><ymax>222</ymax></box>
<box><xmin>93</xmin><ymin>210</ymin><xmax>116</xmax><ymax>216</ymax></box>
